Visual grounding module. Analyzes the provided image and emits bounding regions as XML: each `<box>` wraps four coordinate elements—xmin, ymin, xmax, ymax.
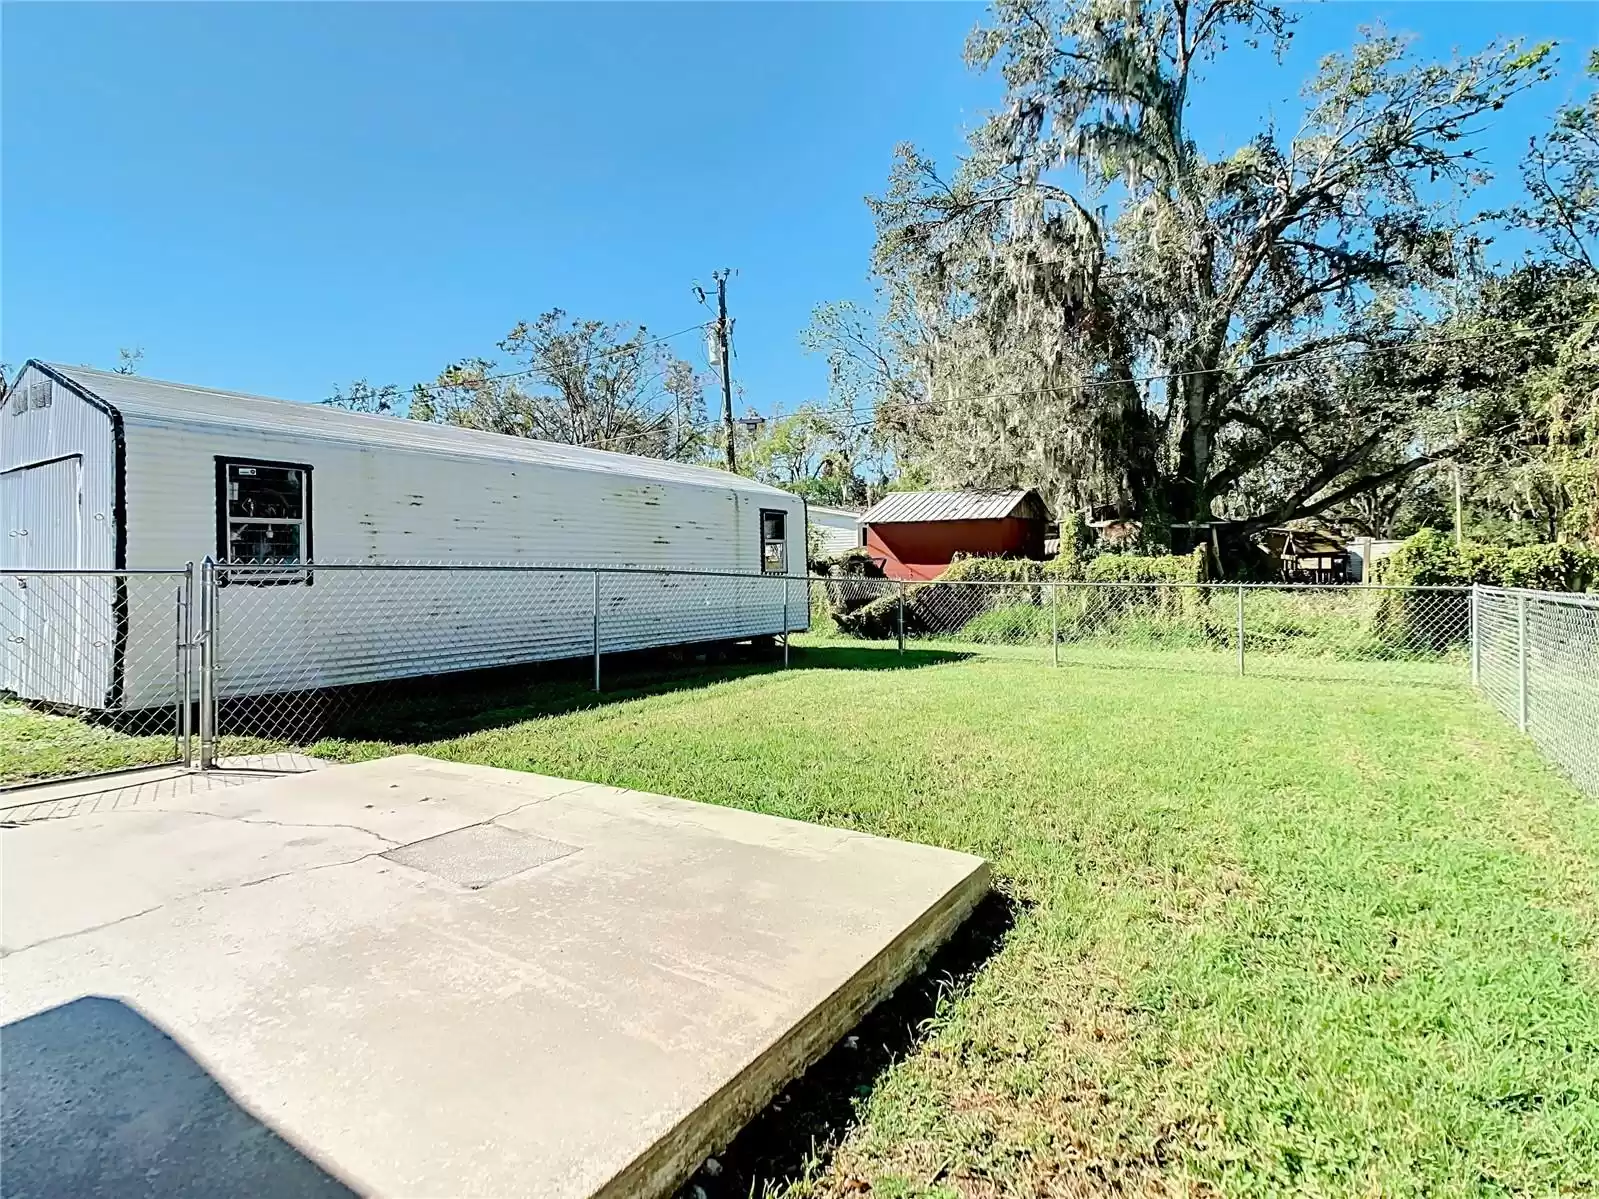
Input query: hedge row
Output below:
<box><xmin>1375</xmin><ymin>529</ymin><xmax>1599</xmax><ymax>592</ymax></box>
<box><xmin>937</xmin><ymin>546</ymin><xmax>1207</xmax><ymax>585</ymax></box>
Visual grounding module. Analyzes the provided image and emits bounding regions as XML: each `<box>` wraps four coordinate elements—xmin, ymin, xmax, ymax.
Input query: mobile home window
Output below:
<box><xmin>217</xmin><ymin>459</ymin><xmax>311</xmax><ymax>581</ymax></box>
<box><xmin>761</xmin><ymin>509</ymin><xmax>787</xmax><ymax>574</ymax></box>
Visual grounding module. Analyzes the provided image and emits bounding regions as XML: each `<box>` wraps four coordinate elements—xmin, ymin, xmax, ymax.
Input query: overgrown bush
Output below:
<box><xmin>1372</xmin><ymin>529</ymin><xmax>1596</xmax><ymax>649</ymax></box>
<box><xmin>1083</xmin><ymin>548</ymin><xmax>1208</xmax><ymax>584</ymax></box>
<box><xmin>941</xmin><ymin>555</ymin><xmax>1044</xmax><ymax>583</ymax></box>
<box><xmin>810</xmin><ymin>548</ymin><xmax>891</xmax><ymax>635</ymax></box>
<box><xmin>831</xmin><ymin>591</ymin><xmax>904</xmax><ymax>639</ymax></box>
<box><xmin>1377</xmin><ymin>529</ymin><xmax>1599</xmax><ymax>591</ymax></box>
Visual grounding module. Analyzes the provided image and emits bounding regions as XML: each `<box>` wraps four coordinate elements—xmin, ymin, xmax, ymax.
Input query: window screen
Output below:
<box><xmin>761</xmin><ymin>509</ymin><xmax>787</xmax><ymax>574</ymax></box>
<box><xmin>219</xmin><ymin>460</ymin><xmax>311</xmax><ymax>578</ymax></box>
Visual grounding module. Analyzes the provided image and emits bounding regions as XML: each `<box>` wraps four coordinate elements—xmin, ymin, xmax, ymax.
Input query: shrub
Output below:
<box><xmin>1083</xmin><ymin>548</ymin><xmax>1208</xmax><ymax>584</ymax></box>
<box><xmin>1377</xmin><ymin>529</ymin><xmax>1599</xmax><ymax>592</ymax></box>
<box><xmin>832</xmin><ymin>591</ymin><xmax>904</xmax><ymax>639</ymax></box>
<box><xmin>1501</xmin><ymin>542</ymin><xmax>1599</xmax><ymax>590</ymax></box>
<box><xmin>941</xmin><ymin>555</ymin><xmax>1046</xmax><ymax>584</ymax></box>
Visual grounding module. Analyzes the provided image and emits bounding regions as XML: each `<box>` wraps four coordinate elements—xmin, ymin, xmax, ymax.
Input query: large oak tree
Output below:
<box><xmin>860</xmin><ymin>0</ymin><xmax>1554</xmax><ymax>535</ymax></box>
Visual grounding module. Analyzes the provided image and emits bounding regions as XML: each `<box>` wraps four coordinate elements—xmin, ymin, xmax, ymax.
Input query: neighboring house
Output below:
<box><xmin>860</xmin><ymin>489</ymin><xmax>1048</xmax><ymax>581</ymax></box>
<box><xmin>807</xmin><ymin>505</ymin><xmax>864</xmax><ymax>556</ymax></box>
<box><xmin>1266</xmin><ymin>527</ymin><xmax>1350</xmax><ymax>584</ymax></box>
<box><xmin>0</xmin><ymin>361</ymin><xmax>806</xmax><ymax>711</ymax></box>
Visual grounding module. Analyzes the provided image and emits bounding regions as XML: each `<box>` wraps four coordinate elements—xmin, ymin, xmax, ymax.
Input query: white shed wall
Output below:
<box><xmin>114</xmin><ymin>414</ymin><xmax>806</xmax><ymax>705</ymax></box>
<box><xmin>0</xmin><ymin>364</ymin><xmax>117</xmax><ymax>569</ymax></box>
<box><xmin>808</xmin><ymin>507</ymin><xmax>863</xmax><ymax>556</ymax></box>
<box><xmin>1</xmin><ymin>367</ymin><xmax>120</xmax><ymax>708</ymax></box>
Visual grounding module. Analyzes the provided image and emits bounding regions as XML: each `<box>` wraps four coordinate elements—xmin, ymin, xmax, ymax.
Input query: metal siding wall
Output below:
<box><xmin>0</xmin><ymin>365</ymin><xmax>116</xmax><ymax>568</ymax></box>
<box><xmin>118</xmin><ymin>416</ymin><xmax>809</xmax><ymax>701</ymax></box>
<box><xmin>1</xmin><ymin>367</ymin><xmax>118</xmax><ymax>707</ymax></box>
<box><xmin>811</xmin><ymin>512</ymin><xmax>862</xmax><ymax>555</ymax></box>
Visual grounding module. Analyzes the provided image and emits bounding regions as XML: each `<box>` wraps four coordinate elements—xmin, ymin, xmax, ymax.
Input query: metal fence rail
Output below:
<box><xmin>1475</xmin><ymin>586</ymin><xmax>1599</xmax><ymax>796</ymax></box>
<box><xmin>1</xmin><ymin>566</ymin><xmax>193</xmax><ymax>789</ymax></box>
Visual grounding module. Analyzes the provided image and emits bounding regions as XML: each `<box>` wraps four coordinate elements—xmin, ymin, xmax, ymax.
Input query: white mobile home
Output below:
<box><xmin>1</xmin><ymin>362</ymin><xmax>806</xmax><ymax>709</ymax></box>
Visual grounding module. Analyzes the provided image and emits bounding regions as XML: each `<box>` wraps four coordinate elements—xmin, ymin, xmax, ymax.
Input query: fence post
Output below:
<box><xmin>198</xmin><ymin>557</ymin><xmax>216</xmax><ymax>770</ymax></box>
<box><xmin>1051</xmin><ymin>582</ymin><xmax>1060</xmax><ymax>668</ymax></box>
<box><xmin>1469</xmin><ymin>585</ymin><xmax>1480</xmax><ymax>688</ymax></box>
<box><xmin>782</xmin><ymin>576</ymin><xmax>791</xmax><ymax>667</ymax></box>
<box><xmin>1236</xmin><ymin>583</ymin><xmax>1246</xmax><ymax>676</ymax></box>
<box><xmin>177</xmin><ymin>563</ymin><xmax>194</xmax><ymax>767</ymax></box>
<box><xmin>1516</xmin><ymin>592</ymin><xmax>1528</xmax><ymax>731</ymax></box>
<box><xmin>592</xmin><ymin>570</ymin><xmax>602</xmax><ymax>692</ymax></box>
<box><xmin>896</xmin><ymin>581</ymin><xmax>906</xmax><ymax>654</ymax></box>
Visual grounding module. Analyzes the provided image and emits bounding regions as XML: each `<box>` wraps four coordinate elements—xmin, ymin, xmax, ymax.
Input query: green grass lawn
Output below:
<box><xmin>4</xmin><ymin>646</ymin><xmax>1596</xmax><ymax>1195</ymax></box>
<box><xmin>0</xmin><ymin>702</ymin><xmax>183</xmax><ymax>785</ymax></box>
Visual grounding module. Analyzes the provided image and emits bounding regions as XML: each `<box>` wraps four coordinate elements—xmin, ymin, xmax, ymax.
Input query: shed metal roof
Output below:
<box><xmin>860</xmin><ymin>489</ymin><xmax>1041</xmax><ymax>524</ymax></box>
<box><xmin>38</xmin><ymin>362</ymin><xmax>792</xmax><ymax>500</ymax></box>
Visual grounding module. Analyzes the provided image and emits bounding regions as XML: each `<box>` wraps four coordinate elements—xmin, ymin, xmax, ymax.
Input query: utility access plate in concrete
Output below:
<box><xmin>0</xmin><ymin>754</ymin><xmax>988</xmax><ymax>1199</ymax></box>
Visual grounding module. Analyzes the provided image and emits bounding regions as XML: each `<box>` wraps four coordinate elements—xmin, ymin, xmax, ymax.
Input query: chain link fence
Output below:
<box><xmin>2</xmin><ymin>562</ymin><xmax>1593</xmax><ymax>799</ymax></box>
<box><xmin>1</xmin><ymin>567</ymin><xmax>194</xmax><ymax>788</ymax></box>
<box><xmin>810</xmin><ymin>577</ymin><xmax>1471</xmax><ymax>683</ymax></box>
<box><xmin>202</xmin><ymin>563</ymin><xmax>807</xmax><ymax>762</ymax></box>
<box><xmin>1474</xmin><ymin>587</ymin><xmax>1599</xmax><ymax>796</ymax></box>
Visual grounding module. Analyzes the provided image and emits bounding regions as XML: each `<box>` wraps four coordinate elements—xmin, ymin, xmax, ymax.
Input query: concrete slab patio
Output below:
<box><xmin>0</xmin><ymin>754</ymin><xmax>989</xmax><ymax>1198</ymax></box>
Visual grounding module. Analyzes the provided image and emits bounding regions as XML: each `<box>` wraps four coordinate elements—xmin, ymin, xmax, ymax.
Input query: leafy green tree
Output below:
<box><xmin>737</xmin><ymin>404</ymin><xmax>869</xmax><ymax>505</ymax></box>
<box><xmin>1497</xmin><ymin>48</ymin><xmax>1599</xmax><ymax>273</ymax></box>
<box><xmin>858</xmin><ymin>0</ymin><xmax>1553</xmax><ymax>534</ymax></box>
<box><xmin>330</xmin><ymin>311</ymin><xmax>709</xmax><ymax>462</ymax></box>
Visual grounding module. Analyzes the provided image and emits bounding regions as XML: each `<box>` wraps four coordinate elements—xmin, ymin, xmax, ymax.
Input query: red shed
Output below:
<box><xmin>860</xmin><ymin>489</ymin><xmax>1049</xmax><ymax>580</ymax></box>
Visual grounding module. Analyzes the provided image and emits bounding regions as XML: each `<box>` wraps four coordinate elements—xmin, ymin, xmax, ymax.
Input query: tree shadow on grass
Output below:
<box><xmin>220</xmin><ymin>642</ymin><xmax>973</xmax><ymax>748</ymax></box>
<box><xmin>685</xmin><ymin>890</ymin><xmax>1024</xmax><ymax>1198</ymax></box>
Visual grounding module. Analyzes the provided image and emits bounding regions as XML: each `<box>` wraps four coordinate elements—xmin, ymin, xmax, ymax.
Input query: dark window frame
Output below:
<box><xmin>215</xmin><ymin>456</ymin><xmax>314</xmax><ymax>586</ymax></box>
<box><xmin>760</xmin><ymin>508</ymin><xmax>787</xmax><ymax>575</ymax></box>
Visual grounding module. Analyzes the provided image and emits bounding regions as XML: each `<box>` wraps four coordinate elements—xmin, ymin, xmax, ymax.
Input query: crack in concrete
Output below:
<box><xmin>167</xmin><ymin>810</ymin><xmax>401</xmax><ymax>847</ymax></box>
<box><xmin>482</xmin><ymin>784</ymin><xmax>590</xmax><ymax>828</ymax></box>
<box><xmin>2</xmin><ymin>846</ymin><xmax>399</xmax><ymax>958</ymax></box>
<box><xmin>192</xmin><ymin>846</ymin><xmax>398</xmax><ymax>897</ymax></box>
<box><xmin>0</xmin><ymin>904</ymin><xmax>167</xmax><ymax>959</ymax></box>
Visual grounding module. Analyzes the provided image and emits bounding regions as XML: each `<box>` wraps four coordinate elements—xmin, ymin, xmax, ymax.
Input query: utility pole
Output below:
<box><xmin>1453</xmin><ymin>410</ymin><xmax>1464</xmax><ymax>547</ymax></box>
<box><xmin>713</xmin><ymin>269</ymin><xmax>737</xmax><ymax>473</ymax></box>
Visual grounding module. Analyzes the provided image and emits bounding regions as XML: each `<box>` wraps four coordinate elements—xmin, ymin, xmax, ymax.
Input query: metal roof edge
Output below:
<box><xmin>43</xmin><ymin>363</ymin><xmax>796</xmax><ymax>501</ymax></box>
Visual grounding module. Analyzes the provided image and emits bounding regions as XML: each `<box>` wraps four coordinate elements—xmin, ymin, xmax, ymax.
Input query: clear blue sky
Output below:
<box><xmin>4</xmin><ymin>2</ymin><xmax>1594</xmax><ymax>417</ymax></box>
